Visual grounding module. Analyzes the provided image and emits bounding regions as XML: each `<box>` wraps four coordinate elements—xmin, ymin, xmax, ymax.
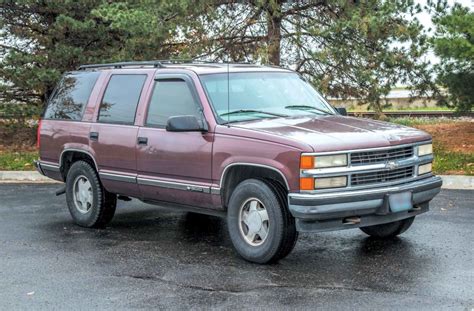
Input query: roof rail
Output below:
<box><xmin>77</xmin><ymin>59</ymin><xmax>258</xmax><ymax>70</ymax></box>
<box><xmin>78</xmin><ymin>61</ymin><xmax>166</xmax><ymax>70</ymax></box>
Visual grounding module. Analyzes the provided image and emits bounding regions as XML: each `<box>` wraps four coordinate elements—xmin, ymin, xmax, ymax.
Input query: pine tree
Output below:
<box><xmin>431</xmin><ymin>2</ymin><xmax>474</xmax><ymax>113</ymax></box>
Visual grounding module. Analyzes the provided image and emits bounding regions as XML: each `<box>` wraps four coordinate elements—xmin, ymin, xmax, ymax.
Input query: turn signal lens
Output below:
<box><xmin>300</xmin><ymin>156</ymin><xmax>314</xmax><ymax>169</ymax></box>
<box><xmin>418</xmin><ymin>144</ymin><xmax>433</xmax><ymax>157</ymax></box>
<box><xmin>418</xmin><ymin>163</ymin><xmax>432</xmax><ymax>175</ymax></box>
<box><xmin>314</xmin><ymin>176</ymin><xmax>347</xmax><ymax>189</ymax></box>
<box><xmin>300</xmin><ymin>177</ymin><xmax>314</xmax><ymax>190</ymax></box>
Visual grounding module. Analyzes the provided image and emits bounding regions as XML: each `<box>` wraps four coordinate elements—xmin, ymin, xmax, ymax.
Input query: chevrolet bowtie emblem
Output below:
<box><xmin>387</xmin><ymin>161</ymin><xmax>398</xmax><ymax>170</ymax></box>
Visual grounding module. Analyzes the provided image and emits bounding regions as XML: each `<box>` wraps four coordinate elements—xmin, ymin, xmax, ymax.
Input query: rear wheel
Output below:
<box><xmin>227</xmin><ymin>179</ymin><xmax>298</xmax><ymax>264</ymax></box>
<box><xmin>65</xmin><ymin>161</ymin><xmax>117</xmax><ymax>228</ymax></box>
<box><xmin>360</xmin><ymin>217</ymin><xmax>415</xmax><ymax>238</ymax></box>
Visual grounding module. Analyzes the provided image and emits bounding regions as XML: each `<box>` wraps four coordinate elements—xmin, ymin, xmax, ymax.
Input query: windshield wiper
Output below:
<box><xmin>220</xmin><ymin>109</ymin><xmax>287</xmax><ymax>118</ymax></box>
<box><xmin>284</xmin><ymin>105</ymin><xmax>332</xmax><ymax>115</ymax></box>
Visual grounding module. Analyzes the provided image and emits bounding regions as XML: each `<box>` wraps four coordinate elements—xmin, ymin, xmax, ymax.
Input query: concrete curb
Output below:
<box><xmin>438</xmin><ymin>175</ymin><xmax>474</xmax><ymax>190</ymax></box>
<box><xmin>0</xmin><ymin>171</ymin><xmax>472</xmax><ymax>190</ymax></box>
<box><xmin>0</xmin><ymin>171</ymin><xmax>60</xmax><ymax>183</ymax></box>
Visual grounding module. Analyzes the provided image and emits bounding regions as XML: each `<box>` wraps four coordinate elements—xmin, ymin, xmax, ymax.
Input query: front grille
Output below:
<box><xmin>351</xmin><ymin>166</ymin><xmax>414</xmax><ymax>186</ymax></box>
<box><xmin>351</xmin><ymin>146</ymin><xmax>414</xmax><ymax>165</ymax></box>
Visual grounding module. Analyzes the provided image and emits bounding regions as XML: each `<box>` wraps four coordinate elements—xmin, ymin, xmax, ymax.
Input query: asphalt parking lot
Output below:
<box><xmin>0</xmin><ymin>184</ymin><xmax>472</xmax><ymax>310</ymax></box>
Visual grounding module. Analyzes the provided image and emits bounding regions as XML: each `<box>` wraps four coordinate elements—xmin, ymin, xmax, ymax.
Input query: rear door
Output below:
<box><xmin>136</xmin><ymin>74</ymin><xmax>214</xmax><ymax>207</ymax></box>
<box><xmin>90</xmin><ymin>72</ymin><xmax>150</xmax><ymax>197</ymax></box>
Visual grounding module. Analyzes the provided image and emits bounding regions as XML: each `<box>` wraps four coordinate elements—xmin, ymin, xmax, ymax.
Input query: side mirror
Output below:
<box><xmin>166</xmin><ymin>115</ymin><xmax>208</xmax><ymax>132</ymax></box>
<box><xmin>335</xmin><ymin>107</ymin><xmax>348</xmax><ymax>116</ymax></box>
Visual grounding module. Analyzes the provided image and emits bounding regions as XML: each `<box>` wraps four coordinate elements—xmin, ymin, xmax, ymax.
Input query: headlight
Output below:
<box><xmin>300</xmin><ymin>154</ymin><xmax>347</xmax><ymax>169</ymax></box>
<box><xmin>315</xmin><ymin>154</ymin><xmax>347</xmax><ymax>168</ymax></box>
<box><xmin>418</xmin><ymin>163</ymin><xmax>432</xmax><ymax>175</ymax></box>
<box><xmin>418</xmin><ymin>143</ymin><xmax>433</xmax><ymax>157</ymax></box>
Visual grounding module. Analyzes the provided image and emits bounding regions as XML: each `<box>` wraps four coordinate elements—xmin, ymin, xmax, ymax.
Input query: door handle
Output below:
<box><xmin>137</xmin><ymin>137</ymin><xmax>148</xmax><ymax>145</ymax></box>
<box><xmin>89</xmin><ymin>132</ymin><xmax>99</xmax><ymax>141</ymax></box>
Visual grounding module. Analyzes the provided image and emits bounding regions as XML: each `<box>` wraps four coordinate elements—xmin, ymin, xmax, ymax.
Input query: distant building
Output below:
<box><xmin>327</xmin><ymin>89</ymin><xmax>438</xmax><ymax>111</ymax></box>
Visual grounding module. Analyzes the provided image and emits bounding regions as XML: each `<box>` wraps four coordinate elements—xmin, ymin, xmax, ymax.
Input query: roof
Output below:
<box><xmin>77</xmin><ymin>61</ymin><xmax>292</xmax><ymax>75</ymax></box>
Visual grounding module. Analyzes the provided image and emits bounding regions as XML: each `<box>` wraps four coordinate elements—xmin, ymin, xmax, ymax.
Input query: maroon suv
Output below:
<box><xmin>36</xmin><ymin>61</ymin><xmax>442</xmax><ymax>263</ymax></box>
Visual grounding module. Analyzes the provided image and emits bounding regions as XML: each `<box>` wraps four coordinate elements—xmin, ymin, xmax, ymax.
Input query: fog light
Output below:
<box><xmin>314</xmin><ymin>176</ymin><xmax>347</xmax><ymax>189</ymax></box>
<box><xmin>418</xmin><ymin>163</ymin><xmax>432</xmax><ymax>175</ymax></box>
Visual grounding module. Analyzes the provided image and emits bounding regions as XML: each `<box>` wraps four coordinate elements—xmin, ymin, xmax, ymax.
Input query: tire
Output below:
<box><xmin>65</xmin><ymin>160</ymin><xmax>117</xmax><ymax>228</ymax></box>
<box><xmin>360</xmin><ymin>217</ymin><xmax>415</xmax><ymax>238</ymax></box>
<box><xmin>227</xmin><ymin>178</ymin><xmax>298</xmax><ymax>264</ymax></box>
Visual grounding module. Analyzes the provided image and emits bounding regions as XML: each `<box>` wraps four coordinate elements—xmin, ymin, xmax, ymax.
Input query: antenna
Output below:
<box><xmin>227</xmin><ymin>59</ymin><xmax>230</xmax><ymax>127</ymax></box>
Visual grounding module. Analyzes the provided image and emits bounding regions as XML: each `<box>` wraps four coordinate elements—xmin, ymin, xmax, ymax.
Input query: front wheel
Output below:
<box><xmin>227</xmin><ymin>179</ymin><xmax>298</xmax><ymax>264</ymax></box>
<box><xmin>360</xmin><ymin>217</ymin><xmax>415</xmax><ymax>238</ymax></box>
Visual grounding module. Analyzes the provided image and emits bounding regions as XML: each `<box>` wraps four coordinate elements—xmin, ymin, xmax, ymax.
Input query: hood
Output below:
<box><xmin>233</xmin><ymin>115</ymin><xmax>431</xmax><ymax>152</ymax></box>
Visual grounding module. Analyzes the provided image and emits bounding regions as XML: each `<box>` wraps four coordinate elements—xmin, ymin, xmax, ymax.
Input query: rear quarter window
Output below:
<box><xmin>44</xmin><ymin>71</ymin><xmax>100</xmax><ymax>120</ymax></box>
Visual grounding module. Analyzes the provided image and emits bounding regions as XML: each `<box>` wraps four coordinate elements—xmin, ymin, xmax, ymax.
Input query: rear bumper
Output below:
<box><xmin>34</xmin><ymin>160</ymin><xmax>62</xmax><ymax>181</ymax></box>
<box><xmin>288</xmin><ymin>176</ymin><xmax>442</xmax><ymax>232</ymax></box>
<box><xmin>34</xmin><ymin>160</ymin><xmax>45</xmax><ymax>175</ymax></box>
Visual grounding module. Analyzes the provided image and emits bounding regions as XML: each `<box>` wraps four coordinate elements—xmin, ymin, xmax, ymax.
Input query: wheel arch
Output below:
<box><xmin>60</xmin><ymin>148</ymin><xmax>99</xmax><ymax>181</ymax></box>
<box><xmin>219</xmin><ymin>163</ymin><xmax>289</xmax><ymax>208</ymax></box>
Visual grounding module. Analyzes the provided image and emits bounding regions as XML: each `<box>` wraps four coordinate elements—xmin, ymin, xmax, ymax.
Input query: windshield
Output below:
<box><xmin>200</xmin><ymin>72</ymin><xmax>335</xmax><ymax>124</ymax></box>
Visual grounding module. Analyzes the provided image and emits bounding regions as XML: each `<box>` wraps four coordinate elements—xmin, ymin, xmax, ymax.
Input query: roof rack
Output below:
<box><xmin>78</xmin><ymin>60</ymin><xmax>167</xmax><ymax>70</ymax></box>
<box><xmin>78</xmin><ymin>59</ymin><xmax>257</xmax><ymax>70</ymax></box>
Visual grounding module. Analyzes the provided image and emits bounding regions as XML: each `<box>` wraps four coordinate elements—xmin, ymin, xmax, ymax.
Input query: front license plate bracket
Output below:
<box><xmin>388</xmin><ymin>191</ymin><xmax>413</xmax><ymax>213</ymax></box>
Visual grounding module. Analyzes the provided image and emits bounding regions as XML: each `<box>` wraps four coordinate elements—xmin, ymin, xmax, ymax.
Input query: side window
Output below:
<box><xmin>44</xmin><ymin>71</ymin><xmax>100</xmax><ymax>120</ymax></box>
<box><xmin>146</xmin><ymin>80</ymin><xmax>201</xmax><ymax>127</ymax></box>
<box><xmin>98</xmin><ymin>74</ymin><xmax>146</xmax><ymax>124</ymax></box>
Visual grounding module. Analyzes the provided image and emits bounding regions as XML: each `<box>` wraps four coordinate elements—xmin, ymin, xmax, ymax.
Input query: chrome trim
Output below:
<box><xmin>99</xmin><ymin>172</ymin><xmax>137</xmax><ymax>183</ymax></box>
<box><xmin>300</xmin><ymin>141</ymin><xmax>434</xmax><ymax>193</ymax></box>
<box><xmin>289</xmin><ymin>176</ymin><xmax>442</xmax><ymax>200</ymax></box>
<box><xmin>219</xmin><ymin>162</ymin><xmax>290</xmax><ymax>190</ymax></box>
<box><xmin>301</xmin><ymin>155</ymin><xmax>433</xmax><ymax>176</ymax></box>
<box><xmin>60</xmin><ymin>148</ymin><xmax>99</xmax><ymax>172</ymax></box>
<box><xmin>39</xmin><ymin>162</ymin><xmax>61</xmax><ymax>172</ymax></box>
<box><xmin>301</xmin><ymin>140</ymin><xmax>432</xmax><ymax>156</ymax></box>
<box><xmin>211</xmin><ymin>187</ymin><xmax>221</xmax><ymax>195</ymax></box>
<box><xmin>137</xmin><ymin>177</ymin><xmax>212</xmax><ymax>194</ymax></box>
<box><xmin>98</xmin><ymin>171</ymin><xmax>221</xmax><ymax>194</ymax></box>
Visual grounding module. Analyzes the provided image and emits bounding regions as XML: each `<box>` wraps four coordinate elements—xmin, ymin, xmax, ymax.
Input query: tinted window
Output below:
<box><xmin>98</xmin><ymin>74</ymin><xmax>146</xmax><ymax>124</ymax></box>
<box><xmin>44</xmin><ymin>72</ymin><xmax>100</xmax><ymax>120</ymax></box>
<box><xmin>146</xmin><ymin>80</ymin><xmax>201</xmax><ymax>126</ymax></box>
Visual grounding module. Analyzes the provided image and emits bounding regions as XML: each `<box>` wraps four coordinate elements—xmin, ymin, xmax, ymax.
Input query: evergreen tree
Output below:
<box><xmin>431</xmin><ymin>1</ymin><xmax>473</xmax><ymax>113</ymax></box>
<box><xmin>0</xmin><ymin>1</ymin><xmax>177</xmax><ymax>109</ymax></box>
<box><xmin>160</xmin><ymin>0</ymin><xmax>434</xmax><ymax>116</ymax></box>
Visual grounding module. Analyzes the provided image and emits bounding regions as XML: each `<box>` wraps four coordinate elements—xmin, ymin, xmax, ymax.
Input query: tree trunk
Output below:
<box><xmin>372</xmin><ymin>100</ymin><xmax>386</xmax><ymax>120</ymax></box>
<box><xmin>266</xmin><ymin>1</ymin><xmax>282</xmax><ymax>66</ymax></box>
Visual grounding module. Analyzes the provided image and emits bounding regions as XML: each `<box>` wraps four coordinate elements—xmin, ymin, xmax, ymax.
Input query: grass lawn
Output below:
<box><xmin>349</xmin><ymin>106</ymin><xmax>456</xmax><ymax>112</ymax></box>
<box><xmin>0</xmin><ymin>150</ymin><xmax>38</xmax><ymax>171</ymax></box>
<box><xmin>390</xmin><ymin>118</ymin><xmax>473</xmax><ymax>175</ymax></box>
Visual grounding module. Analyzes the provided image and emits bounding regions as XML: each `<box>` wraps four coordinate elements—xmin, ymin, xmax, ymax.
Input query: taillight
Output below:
<box><xmin>36</xmin><ymin>119</ymin><xmax>42</xmax><ymax>149</ymax></box>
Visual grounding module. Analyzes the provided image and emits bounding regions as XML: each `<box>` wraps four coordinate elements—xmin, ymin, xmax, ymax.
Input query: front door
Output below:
<box><xmin>136</xmin><ymin>74</ymin><xmax>214</xmax><ymax>207</ymax></box>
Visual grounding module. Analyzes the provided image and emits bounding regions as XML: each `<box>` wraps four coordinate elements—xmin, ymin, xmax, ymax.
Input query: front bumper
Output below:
<box><xmin>288</xmin><ymin>176</ymin><xmax>442</xmax><ymax>232</ymax></box>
